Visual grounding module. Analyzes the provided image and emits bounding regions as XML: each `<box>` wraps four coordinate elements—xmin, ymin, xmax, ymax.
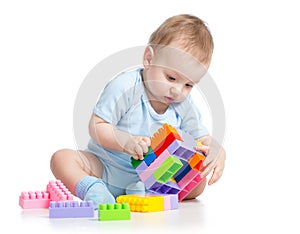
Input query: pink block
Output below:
<box><xmin>178</xmin><ymin>175</ymin><xmax>203</xmax><ymax>201</ymax></box>
<box><xmin>177</xmin><ymin>169</ymin><xmax>199</xmax><ymax>189</ymax></box>
<box><xmin>162</xmin><ymin>194</ymin><xmax>178</xmax><ymax>210</ymax></box>
<box><xmin>139</xmin><ymin>149</ymin><xmax>171</xmax><ymax>181</ymax></box>
<box><xmin>47</xmin><ymin>180</ymin><xmax>73</xmax><ymax>201</ymax></box>
<box><xmin>163</xmin><ymin>195</ymin><xmax>171</xmax><ymax>210</ymax></box>
<box><xmin>19</xmin><ymin>191</ymin><xmax>51</xmax><ymax>209</ymax></box>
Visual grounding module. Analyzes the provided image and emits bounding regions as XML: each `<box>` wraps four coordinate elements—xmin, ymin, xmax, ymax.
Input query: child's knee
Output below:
<box><xmin>183</xmin><ymin>177</ymin><xmax>207</xmax><ymax>200</ymax></box>
<box><xmin>50</xmin><ymin>149</ymin><xmax>73</xmax><ymax>169</ymax></box>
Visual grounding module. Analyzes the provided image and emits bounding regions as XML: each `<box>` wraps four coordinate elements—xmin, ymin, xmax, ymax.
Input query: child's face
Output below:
<box><xmin>143</xmin><ymin>65</ymin><xmax>194</xmax><ymax>105</ymax></box>
<box><xmin>143</xmin><ymin>44</ymin><xmax>209</xmax><ymax>108</ymax></box>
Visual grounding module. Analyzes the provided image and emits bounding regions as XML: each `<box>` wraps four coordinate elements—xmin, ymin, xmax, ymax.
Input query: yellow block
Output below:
<box><xmin>116</xmin><ymin>194</ymin><xmax>164</xmax><ymax>212</ymax></box>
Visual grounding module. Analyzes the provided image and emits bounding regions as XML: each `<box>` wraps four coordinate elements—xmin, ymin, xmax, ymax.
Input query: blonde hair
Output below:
<box><xmin>149</xmin><ymin>14</ymin><xmax>214</xmax><ymax>64</ymax></box>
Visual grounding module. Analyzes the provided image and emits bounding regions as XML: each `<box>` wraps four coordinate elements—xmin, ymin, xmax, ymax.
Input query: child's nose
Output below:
<box><xmin>170</xmin><ymin>85</ymin><xmax>182</xmax><ymax>97</ymax></box>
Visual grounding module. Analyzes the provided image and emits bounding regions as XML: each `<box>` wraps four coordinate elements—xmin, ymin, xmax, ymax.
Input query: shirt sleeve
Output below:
<box><xmin>93</xmin><ymin>72</ymin><xmax>136</xmax><ymax>125</ymax></box>
<box><xmin>174</xmin><ymin>95</ymin><xmax>209</xmax><ymax>139</ymax></box>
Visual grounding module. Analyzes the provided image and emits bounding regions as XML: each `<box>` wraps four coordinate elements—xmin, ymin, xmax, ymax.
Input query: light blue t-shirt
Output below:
<box><xmin>87</xmin><ymin>68</ymin><xmax>209</xmax><ymax>174</ymax></box>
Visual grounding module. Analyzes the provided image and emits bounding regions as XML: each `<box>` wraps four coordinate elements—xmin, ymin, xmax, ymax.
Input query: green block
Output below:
<box><xmin>153</xmin><ymin>155</ymin><xmax>183</xmax><ymax>183</ymax></box>
<box><xmin>131</xmin><ymin>157</ymin><xmax>143</xmax><ymax>169</ymax></box>
<box><xmin>98</xmin><ymin>203</ymin><xmax>130</xmax><ymax>221</ymax></box>
<box><xmin>131</xmin><ymin>146</ymin><xmax>156</xmax><ymax>169</ymax></box>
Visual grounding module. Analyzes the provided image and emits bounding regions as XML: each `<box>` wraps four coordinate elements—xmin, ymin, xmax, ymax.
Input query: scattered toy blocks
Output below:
<box><xmin>19</xmin><ymin>191</ymin><xmax>51</xmax><ymax>209</ymax></box>
<box><xmin>98</xmin><ymin>203</ymin><xmax>130</xmax><ymax>221</ymax></box>
<box><xmin>49</xmin><ymin>201</ymin><xmax>94</xmax><ymax>218</ymax></box>
<box><xmin>19</xmin><ymin>180</ymin><xmax>73</xmax><ymax>209</ymax></box>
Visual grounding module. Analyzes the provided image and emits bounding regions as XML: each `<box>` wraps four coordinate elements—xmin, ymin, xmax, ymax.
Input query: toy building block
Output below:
<box><xmin>132</xmin><ymin>123</ymin><xmax>206</xmax><ymax>201</ymax></box>
<box><xmin>116</xmin><ymin>194</ymin><xmax>178</xmax><ymax>212</ymax></box>
<box><xmin>188</xmin><ymin>152</ymin><xmax>205</xmax><ymax>171</ymax></box>
<box><xmin>178</xmin><ymin>174</ymin><xmax>203</xmax><ymax>202</ymax></box>
<box><xmin>98</xmin><ymin>203</ymin><xmax>130</xmax><ymax>221</ymax></box>
<box><xmin>177</xmin><ymin>168</ymin><xmax>199</xmax><ymax>189</ymax></box>
<box><xmin>149</xmin><ymin>180</ymin><xmax>181</xmax><ymax>194</ymax></box>
<box><xmin>131</xmin><ymin>147</ymin><xmax>156</xmax><ymax>169</ymax></box>
<box><xmin>116</xmin><ymin>194</ymin><xmax>164</xmax><ymax>212</ymax></box>
<box><xmin>173</xmin><ymin>159</ymin><xmax>192</xmax><ymax>182</ymax></box>
<box><xmin>135</xmin><ymin>160</ymin><xmax>148</xmax><ymax>176</ymax></box>
<box><xmin>19</xmin><ymin>191</ymin><xmax>51</xmax><ymax>209</ymax></box>
<box><xmin>143</xmin><ymin>147</ymin><xmax>157</xmax><ymax>166</ymax></box>
<box><xmin>167</xmin><ymin>131</ymin><xmax>199</xmax><ymax>161</ymax></box>
<box><xmin>49</xmin><ymin>200</ymin><xmax>94</xmax><ymax>218</ymax></box>
<box><xmin>161</xmin><ymin>194</ymin><xmax>179</xmax><ymax>210</ymax></box>
<box><xmin>151</xmin><ymin>123</ymin><xmax>183</xmax><ymax>156</ymax></box>
<box><xmin>47</xmin><ymin>180</ymin><xmax>73</xmax><ymax>201</ymax></box>
<box><xmin>153</xmin><ymin>155</ymin><xmax>183</xmax><ymax>183</ymax></box>
<box><xmin>139</xmin><ymin>149</ymin><xmax>171</xmax><ymax>182</ymax></box>
<box><xmin>131</xmin><ymin>157</ymin><xmax>143</xmax><ymax>169</ymax></box>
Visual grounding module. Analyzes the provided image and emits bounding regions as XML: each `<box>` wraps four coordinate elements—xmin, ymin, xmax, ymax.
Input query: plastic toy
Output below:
<box><xmin>98</xmin><ymin>203</ymin><xmax>130</xmax><ymax>221</ymax></box>
<box><xmin>19</xmin><ymin>180</ymin><xmax>73</xmax><ymax>209</ymax></box>
<box><xmin>47</xmin><ymin>180</ymin><xmax>74</xmax><ymax>201</ymax></box>
<box><xmin>131</xmin><ymin>123</ymin><xmax>206</xmax><ymax>201</ymax></box>
<box><xmin>116</xmin><ymin>194</ymin><xmax>178</xmax><ymax>212</ymax></box>
<box><xmin>19</xmin><ymin>191</ymin><xmax>51</xmax><ymax>209</ymax></box>
<box><xmin>49</xmin><ymin>200</ymin><xmax>94</xmax><ymax>218</ymax></box>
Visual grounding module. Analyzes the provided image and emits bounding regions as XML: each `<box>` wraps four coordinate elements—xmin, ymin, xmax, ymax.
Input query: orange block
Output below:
<box><xmin>188</xmin><ymin>153</ymin><xmax>205</xmax><ymax>171</ymax></box>
<box><xmin>150</xmin><ymin>124</ymin><xmax>182</xmax><ymax>154</ymax></box>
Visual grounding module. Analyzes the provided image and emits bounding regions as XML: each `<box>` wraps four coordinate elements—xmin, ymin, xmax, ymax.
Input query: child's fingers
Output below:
<box><xmin>132</xmin><ymin>153</ymin><xmax>144</xmax><ymax>160</ymax></box>
<box><xmin>208</xmin><ymin>165</ymin><xmax>224</xmax><ymax>185</ymax></box>
<box><xmin>200</xmin><ymin>158</ymin><xmax>216</xmax><ymax>178</ymax></box>
<box><xmin>141</xmin><ymin>137</ymin><xmax>151</xmax><ymax>146</ymax></box>
<box><xmin>194</xmin><ymin>145</ymin><xmax>209</xmax><ymax>155</ymax></box>
<box><xmin>200</xmin><ymin>164</ymin><xmax>212</xmax><ymax>178</ymax></box>
<box><xmin>133</xmin><ymin>144</ymin><xmax>144</xmax><ymax>160</ymax></box>
<box><xmin>131</xmin><ymin>153</ymin><xmax>140</xmax><ymax>160</ymax></box>
<box><xmin>138</xmin><ymin>141</ymin><xmax>149</xmax><ymax>154</ymax></box>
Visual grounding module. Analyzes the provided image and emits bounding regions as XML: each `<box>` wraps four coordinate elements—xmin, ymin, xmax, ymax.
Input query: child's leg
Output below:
<box><xmin>50</xmin><ymin>149</ymin><xmax>115</xmax><ymax>207</ymax></box>
<box><xmin>50</xmin><ymin>149</ymin><xmax>103</xmax><ymax>195</ymax></box>
<box><xmin>183</xmin><ymin>177</ymin><xmax>207</xmax><ymax>200</ymax></box>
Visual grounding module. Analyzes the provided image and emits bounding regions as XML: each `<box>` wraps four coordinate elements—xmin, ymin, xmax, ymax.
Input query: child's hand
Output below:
<box><xmin>123</xmin><ymin>136</ymin><xmax>151</xmax><ymax>160</ymax></box>
<box><xmin>195</xmin><ymin>136</ymin><xmax>226</xmax><ymax>185</ymax></box>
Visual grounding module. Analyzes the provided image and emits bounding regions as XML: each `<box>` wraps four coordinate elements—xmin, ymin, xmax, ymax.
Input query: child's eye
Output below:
<box><xmin>185</xmin><ymin>83</ymin><xmax>193</xmax><ymax>88</ymax></box>
<box><xmin>167</xmin><ymin>76</ymin><xmax>176</xmax><ymax>81</ymax></box>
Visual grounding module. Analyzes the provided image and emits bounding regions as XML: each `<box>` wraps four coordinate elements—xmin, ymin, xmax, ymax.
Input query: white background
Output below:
<box><xmin>1</xmin><ymin>0</ymin><xmax>299</xmax><ymax>233</ymax></box>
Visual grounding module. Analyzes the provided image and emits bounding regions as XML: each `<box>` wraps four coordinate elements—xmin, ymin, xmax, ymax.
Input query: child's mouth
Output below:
<box><xmin>164</xmin><ymin>96</ymin><xmax>175</xmax><ymax>103</ymax></box>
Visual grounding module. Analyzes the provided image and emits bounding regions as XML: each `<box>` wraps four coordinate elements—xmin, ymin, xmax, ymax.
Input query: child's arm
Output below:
<box><xmin>195</xmin><ymin>135</ymin><xmax>226</xmax><ymax>185</ymax></box>
<box><xmin>89</xmin><ymin>114</ymin><xmax>150</xmax><ymax>160</ymax></box>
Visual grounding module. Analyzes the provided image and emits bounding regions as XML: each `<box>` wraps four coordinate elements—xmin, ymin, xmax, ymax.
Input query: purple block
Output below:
<box><xmin>139</xmin><ymin>149</ymin><xmax>171</xmax><ymax>181</ymax></box>
<box><xmin>174</xmin><ymin>147</ymin><xmax>194</xmax><ymax>160</ymax></box>
<box><xmin>150</xmin><ymin>181</ymin><xmax>180</xmax><ymax>194</ymax></box>
<box><xmin>135</xmin><ymin>161</ymin><xmax>148</xmax><ymax>175</ymax></box>
<box><xmin>144</xmin><ymin>175</ymin><xmax>162</xmax><ymax>190</ymax></box>
<box><xmin>170</xmin><ymin>194</ymin><xmax>179</xmax><ymax>209</ymax></box>
<box><xmin>167</xmin><ymin>132</ymin><xmax>197</xmax><ymax>161</ymax></box>
<box><xmin>49</xmin><ymin>201</ymin><xmax>94</xmax><ymax>218</ymax></box>
<box><xmin>158</xmin><ymin>181</ymin><xmax>180</xmax><ymax>194</ymax></box>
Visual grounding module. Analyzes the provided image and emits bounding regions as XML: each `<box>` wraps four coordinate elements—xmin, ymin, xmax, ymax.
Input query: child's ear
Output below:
<box><xmin>143</xmin><ymin>45</ymin><xmax>154</xmax><ymax>69</ymax></box>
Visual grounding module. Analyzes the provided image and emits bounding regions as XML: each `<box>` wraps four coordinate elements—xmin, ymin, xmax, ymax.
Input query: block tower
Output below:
<box><xmin>131</xmin><ymin>123</ymin><xmax>206</xmax><ymax>201</ymax></box>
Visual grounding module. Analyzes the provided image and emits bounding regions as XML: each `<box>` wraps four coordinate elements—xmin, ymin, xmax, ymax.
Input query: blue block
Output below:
<box><xmin>144</xmin><ymin>150</ymin><xmax>157</xmax><ymax>166</ymax></box>
<box><xmin>173</xmin><ymin>160</ymin><xmax>192</xmax><ymax>182</ymax></box>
